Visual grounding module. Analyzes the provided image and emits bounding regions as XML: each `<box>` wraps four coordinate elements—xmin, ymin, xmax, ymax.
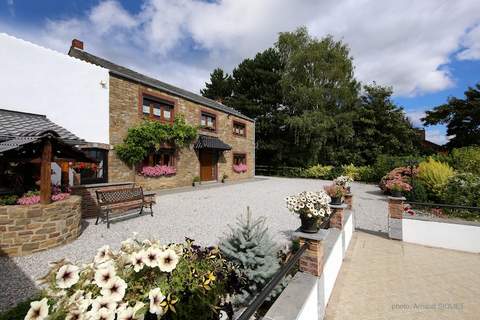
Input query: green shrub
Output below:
<box><xmin>302</xmin><ymin>165</ymin><xmax>333</xmax><ymax>179</ymax></box>
<box><xmin>450</xmin><ymin>147</ymin><xmax>480</xmax><ymax>175</ymax></box>
<box><xmin>325</xmin><ymin>166</ymin><xmax>344</xmax><ymax>180</ymax></box>
<box><xmin>340</xmin><ymin>164</ymin><xmax>375</xmax><ymax>182</ymax></box>
<box><xmin>417</xmin><ymin>158</ymin><xmax>455</xmax><ymax>199</ymax></box>
<box><xmin>0</xmin><ymin>195</ymin><xmax>18</xmax><ymax>206</ymax></box>
<box><xmin>405</xmin><ymin>179</ymin><xmax>429</xmax><ymax>202</ymax></box>
<box><xmin>372</xmin><ymin>155</ymin><xmax>424</xmax><ymax>182</ymax></box>
<box><xmin>442</xmin><ymin>173</ymin><xmax>480</xmax><ymax>207</ymax></box>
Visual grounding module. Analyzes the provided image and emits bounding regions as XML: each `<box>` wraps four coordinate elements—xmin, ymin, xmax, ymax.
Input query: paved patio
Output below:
<box><xmin>325</xmin><ymin>231</ymin><xmax>480</xmax><ymax>320</ymax></box>
<box><xmin>0</xmin><ymin>176</ymin><xmax>385</xmax><ymax>311</ymax></box>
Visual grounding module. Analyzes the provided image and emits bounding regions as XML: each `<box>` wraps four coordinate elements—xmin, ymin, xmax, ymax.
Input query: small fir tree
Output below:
<box><xmin>220</xmin><ymin>207</ymin><xmax>282</xmax><ymax>305</ymax></box>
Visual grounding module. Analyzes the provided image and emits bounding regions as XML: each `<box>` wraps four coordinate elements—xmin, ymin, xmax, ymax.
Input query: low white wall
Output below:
<box><xmin>265</xmin><ymin>211</ymin><xmax>354</xmax><ymax>320</ymax></box>
<box><xmin>0</xmin><ymin>33</ymin><xmax>110</xmax><ymax>143</ymax></box>
<box><xmin>403</xmin><ymin>217</ymin><xmax>480</xmax><ymax>253</ymax></box>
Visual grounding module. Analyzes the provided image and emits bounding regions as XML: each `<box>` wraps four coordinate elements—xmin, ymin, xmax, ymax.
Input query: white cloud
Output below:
<box><xmin>457</xmin><ymin>24</ymin><xmax>480</xmax><ymax>60</ymax></box>
<box><xmin>425</xmin><ymin>128</ymin><xmax>449</xmax><ymax>145</ymax></box>
<box><xmin>406</xmin><ymin>110</ymin><xmax>426</xmax><ymax>128</ymax></box>
<box><xmin>1</xmin><ymin>0</ymin><xmax>480</xmax><ymax>96</ymax></box>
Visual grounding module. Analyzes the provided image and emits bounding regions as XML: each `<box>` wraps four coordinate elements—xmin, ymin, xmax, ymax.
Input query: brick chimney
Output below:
<box><xmin>71</xmin><ymin>39</ymin><xmax>84</xmax><ymax>50</ymax></box>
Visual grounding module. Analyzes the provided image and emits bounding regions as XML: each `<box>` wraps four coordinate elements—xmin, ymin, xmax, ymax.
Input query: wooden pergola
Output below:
<box><xmin>0</xmin><ymin>131</ymin><xmax>95</xmax><ymax>204</ymax></box>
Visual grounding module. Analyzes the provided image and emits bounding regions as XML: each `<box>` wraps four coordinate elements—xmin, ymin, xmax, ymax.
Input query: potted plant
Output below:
<box><xmin>192</xmin><ymin>176</ymin><xmax>201</xmax><ymax>187</ymax></box>
<box><xmin>386</xmin><ymin>179</ymin><xmax>412</xmax><ymax>197</ymax></box>
<box><xmin>334</xmin><ymin>175</ymin><xmax>353</xmax><ymax>193</ymax></box>
<box><xmin>221</xmin><ymin>173</ymin><xmax>228</xmax><ymax>183</ymax></box>
<box><xmin>324</xmin><ymin>184</ymin><xmax>345</xmax><ymax>205</ymax></box>
<box><xmin>285</xmin><ymin>191</ymin><xmax>331</xmax><ymax>233</ymax></box>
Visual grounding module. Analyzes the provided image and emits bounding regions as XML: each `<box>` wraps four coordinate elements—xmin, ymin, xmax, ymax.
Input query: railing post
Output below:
<box><xmin>329</xmin><ymin>204</ymin><xmax>347</xmax><ymax>229</ymax></box>
<box><xmin>344</xmin><ymin>193</ymin><xmax>353</xmax><ymax>210</ymax></box>
<box><xmin>388</xmin><ymin>196</ymin><xmax>405</xmax><ymax>240</ymax></box>
<box><xmin>293</xmin><ymin>230</ymin><xmax>328</xmax><ymax>277</ymax></box>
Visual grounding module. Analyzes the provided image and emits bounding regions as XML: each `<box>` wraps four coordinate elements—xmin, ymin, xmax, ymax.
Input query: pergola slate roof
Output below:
<box><xmin>0</xmin><ymin>109</ymin><xmax>84</xmax><ymax>153</ymax></box>
<box><xmin>68</xmin><ymin>47</ymin><xmax>253</xmax><ymax>122</ymax></box>
<box><xmin>0</xmin><ymin>109</ymin><xmax>83</xmax><ymax>142</ymax></box>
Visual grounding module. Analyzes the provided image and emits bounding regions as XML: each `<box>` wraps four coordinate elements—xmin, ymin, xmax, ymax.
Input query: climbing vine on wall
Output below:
<box><xmin>115</xmin><ymin>115</ymin><xmax>198</xmax><ymax>166</ymax></box>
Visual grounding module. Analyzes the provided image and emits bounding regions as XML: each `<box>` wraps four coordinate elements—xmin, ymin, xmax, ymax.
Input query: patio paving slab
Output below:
<box><xmin>325</xmin><ymin>231</ymin><xmax>480</xmax><ymax>320</ymax></box>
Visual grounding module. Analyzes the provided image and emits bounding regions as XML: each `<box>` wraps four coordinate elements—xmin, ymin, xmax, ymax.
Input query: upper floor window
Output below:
<box><xmin>233</xmin><ymin>121</ymin><xmax>246</xmax><ymax>137</ymax></box>
<box><xmin>201</xmin><ymin>112</ymin><xmax>216</xmax><ymax>131</ymax></box>
<box><xmin>142</xmin><ymin>96</ymin><xmax>174</xmax><ymax>122</ymax></box>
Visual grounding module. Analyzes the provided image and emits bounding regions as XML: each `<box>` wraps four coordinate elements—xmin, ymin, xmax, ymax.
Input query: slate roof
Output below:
<box><xmin>0</xmin><ymin>109</ymin><xmax>83</xmax><ymax>144</ymax></box>
<box><xmin>194</xmin><ymin>135</ymin><xmax>232</xmax><ymax>151</ymax></box>
<box><xmin>68</xmin><ymin>47</ymin><xmax>253</xmax><ymax>122</ymax></box>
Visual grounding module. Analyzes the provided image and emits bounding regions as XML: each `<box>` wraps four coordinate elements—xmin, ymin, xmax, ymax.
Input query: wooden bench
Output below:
<box><xmin>95</xmin><ymin>187</ymin><xmax>155</xmax><ymax>228</ymax></box>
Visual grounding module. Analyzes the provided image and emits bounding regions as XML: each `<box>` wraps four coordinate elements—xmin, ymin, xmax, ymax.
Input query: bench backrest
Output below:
<box><xmin>96</xmin><ymin>187</ymin><xmax>144</xmax><ymax>206</ymax></box>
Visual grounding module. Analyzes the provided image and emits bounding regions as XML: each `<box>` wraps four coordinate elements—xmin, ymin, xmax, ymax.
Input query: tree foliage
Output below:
<box><xmin>422</xmin><ymin>83</ymin><xmax>480</xmax><ymax>149</ymax></box>
<box><xmin>115</xmin><ymin>116</ymin><xmax>197</xmax><ymax>166</ymax></box>
<box><xmin>219</xmin><ymin>208</ymin><xmax>281</xmax><ymax>306</ymax></box>
<box><xmin>200</xmin><ymin>68</ymin><xmax>233</xmax><ymax>103</ymax></box>
<box><xmin>201</xmin><ymin>27</ymin><xmax>419</xmax><ymax>166</ymax></box>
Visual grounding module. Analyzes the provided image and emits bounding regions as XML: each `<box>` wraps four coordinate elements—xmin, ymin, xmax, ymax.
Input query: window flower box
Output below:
<box><xmin>140</xmin><ymin>165</ymin><xmax>176</xmax><ymax>177</ymax></box>
<box><xmin>233</xmin><ymin>164</ymin><xmax>247</xmax><ymax>173</ymax></box>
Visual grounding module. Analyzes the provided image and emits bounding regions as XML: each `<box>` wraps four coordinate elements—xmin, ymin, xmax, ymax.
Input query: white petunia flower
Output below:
<box><xmin>144</xmin><ymin>247</ymin><xmax>161</xmax><ymax>268</ymax></box>
<box><xmin>130</xmin><ymin>250</ymin><xmax>146</xmax><ymax>272</ymax></box>
<box><xmin>91</xmin><ymin>295</ymin><xmax>117</xmax><ymax>313</ymax></box>
<box><xmin>158</xmin><ymin>249</ymin><xmax>179</xmax><ymax>273</ymax></box>
<box><xmin>65</xmin><ymin>309</ymin><xmax>85</xmax><ymax>320</ymax></box>
<box><xmin>25</xmin><ymin>298</ymin><xmax>49</xmax><ymax>320</ymax></box>
<box><xmin>117</xmin><ymin>302</ymin><xmax>145</xmax><ymax>320</ymax></box>
<box><xmin>56</xmin><ymin>264</ymin><xmax>80</xmax><ymax>289</ymax></box>
<box><xmin>95</xmin><ymin>307</ymin><xmax>115</xmax><ymax>320</ymax></box>
<box><xmin>100</xmin><ymin>277</ymin><xmax>127</xmax><ymax>302</ymax></box>
<box><xmin>95</xmin><ymin>245</ymin><xmax>112</xmax><ymax>264</ymax></box>
<box><xmin>149</xmin><ymin>288</ymin><xmax>166</xmax><ymax>315</ymax></box>
<box><xmin>94</xmin><ymin>265</ymin><xmax>116</xmax><ymax>288</ymax></box>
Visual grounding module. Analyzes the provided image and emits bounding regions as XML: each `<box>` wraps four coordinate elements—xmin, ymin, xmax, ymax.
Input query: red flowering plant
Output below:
<box><xmin>385</xmin><ymin>180</ymin><xmax>412</xmax><ymax>193</ymax></box>
<box><xmin>16</xmin><ymin>185</ymin><xmax>70</xmax><ymax>205</ymax></box>
<box><xmin>380</xmin><ymin>166</ymin><xmax>418</xmax><ymax>192</ymax></box>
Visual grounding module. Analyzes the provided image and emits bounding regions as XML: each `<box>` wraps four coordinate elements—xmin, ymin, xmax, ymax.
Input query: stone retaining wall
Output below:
<box><xmin>0</xmin><ymin>196</ymin><xmax>81</xmax><ymax>256</ymax></box>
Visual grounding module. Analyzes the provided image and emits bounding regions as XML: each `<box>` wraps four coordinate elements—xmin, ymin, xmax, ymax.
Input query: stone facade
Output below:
<box><xmin>108</xmin><ymin>75</ymin><xmax>255</xmax><ymax>190</ymax></box>
<box><xmin>0</xmin><ymin>196</ymin><xmax>81</xmax><ymax>256</ymax></box>
<box><xmin>329</xmin><ymin>204</ymin><xmax>347</xmax><ymax>229</ymax></box>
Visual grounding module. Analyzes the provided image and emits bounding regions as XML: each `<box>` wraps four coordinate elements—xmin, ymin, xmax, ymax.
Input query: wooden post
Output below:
<box><xmin>60</xmin><ymin>161</ymin><xmax>69</xmax><ymax>188</ymax></box>
<box><xmin>40</xmin><ymin>140</ymin><xmax>52</xmax><ymax>204</ymax></box>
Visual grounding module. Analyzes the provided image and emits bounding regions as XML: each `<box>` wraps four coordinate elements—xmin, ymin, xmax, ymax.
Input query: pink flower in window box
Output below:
<box><xmin>233</xmin><ymin>164</ymin><xmax>247</xmax><ymax>173</ymax></box>
<box><xmin>141</xmin><ymin>165</ymin><xmax>176</xmax><ymax>177</ymax></box>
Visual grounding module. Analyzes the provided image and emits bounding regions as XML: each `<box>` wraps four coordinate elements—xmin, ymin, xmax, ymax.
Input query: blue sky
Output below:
<box><xmin>1</xmin><ymin>0</ymin><xmax>480</xmax><ymax>145</ymax></box>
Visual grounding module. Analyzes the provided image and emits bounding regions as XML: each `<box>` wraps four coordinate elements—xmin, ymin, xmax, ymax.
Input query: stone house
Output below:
<box><xmin>68</xmin><ymin>39</ymin><xmax>255</xmax><ymax>190</ymax></box>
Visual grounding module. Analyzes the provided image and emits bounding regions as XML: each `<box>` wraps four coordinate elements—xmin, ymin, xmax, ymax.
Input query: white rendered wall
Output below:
<box><xmin>0</xmin><ymin>33</ymin><xmax>109</xmax><ymax>143</ymax></box>
<box><xmin>403</xmin><ymin>218</ymin><xmax>480</xmax><ymax>253</ymax></box>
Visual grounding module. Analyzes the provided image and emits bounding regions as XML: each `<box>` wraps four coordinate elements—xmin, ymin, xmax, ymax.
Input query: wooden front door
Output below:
<box><xmin>199</xmin><ymin>151</ymin><xmax>217</xmax><ymax>181</ymax></box>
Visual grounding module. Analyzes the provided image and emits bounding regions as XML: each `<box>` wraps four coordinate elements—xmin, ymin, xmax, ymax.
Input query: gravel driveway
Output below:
<box><xmin>0</xmin><ymin>176</ymin><xmax>388</xmax><ymax>311</ymax></box>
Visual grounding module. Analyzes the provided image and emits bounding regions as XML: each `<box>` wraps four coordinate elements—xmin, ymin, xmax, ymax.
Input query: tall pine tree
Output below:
<box><xmin>200</xmin><ymin>68</ymin><xmax>233</xmax><ymax>103</ymax></box>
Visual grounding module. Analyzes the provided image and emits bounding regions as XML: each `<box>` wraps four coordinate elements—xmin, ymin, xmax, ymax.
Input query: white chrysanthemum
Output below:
<box><xmin>91</xmin><ymin>296</ymin><xmax>117</xmax><ymax>313</ymax></box>
<box><xmin>56</xmin><ymin>264</ymin><xmax>80</xmax><ymax>289</ymax></box>
<box><xmin>25</xmin><ymin>298</ymin><xmax>49</xmax><ymax>320</ymax></box>
<box><xmin>101</xmin><ymin>277</ymin><xmax>127</xmax><ymax>302</ymax></box>
<box><xmin>94</xmin><ymin>265</ymin><xmax>116</xmax><ymax>288</ymax></box>
<box><xmin>95</xmin><ymin>245</ymin><xmax>112</xmax><ymax>264</ymax></box>
<box><xmin>158</xmin><ymin>249</ymin><xmax>179</xmax><ymax>273</ymax></box>
<box><xmin>131</xmin><ymin>250</ymin><xmax>146</xmax><ymax>272</ymax></box>
<box><xmin>149</xmin><ymin>288</ymin><xmax>166</xmax><ymax>315</ymax></box>
<box><xmin>144</xmin><ymin>247</ymin><xmax>161</xmax><ymax>268</ymax></box>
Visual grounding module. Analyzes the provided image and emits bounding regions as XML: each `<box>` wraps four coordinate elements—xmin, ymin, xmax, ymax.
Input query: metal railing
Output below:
<box><xmin>236</xmin><ymin>243</ymin><xmax>307</xmax><ymax>320</ymax></box>
<box><xmin>255</xmin><ymin>165</ymin><xmax>305</xmax><ymax>177</ymax></box>
<box><xmin>405</xmin><ymin>201</ymin><xmax>480</xmax><ymax>220</ymax></box>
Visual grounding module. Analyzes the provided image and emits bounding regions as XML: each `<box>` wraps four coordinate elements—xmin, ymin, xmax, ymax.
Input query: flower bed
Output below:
<box><xmin>233</xmin><ymin>164</ymin><xmax>247</xmax><ymax>173</ymax></box>
<box><xmin>140</xmin><ymin>165</ymin><xmax>176</xmax><ymax>177</ymax></box>
<box><xmin>16</xmin><ymin>193</ymin><xmax>70</xmax><ymax>205</ymax></box>
<box><xmin>23</xmin><ymin>236</ymin><xmax>239</xmax><ymax>320</ymax></box>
